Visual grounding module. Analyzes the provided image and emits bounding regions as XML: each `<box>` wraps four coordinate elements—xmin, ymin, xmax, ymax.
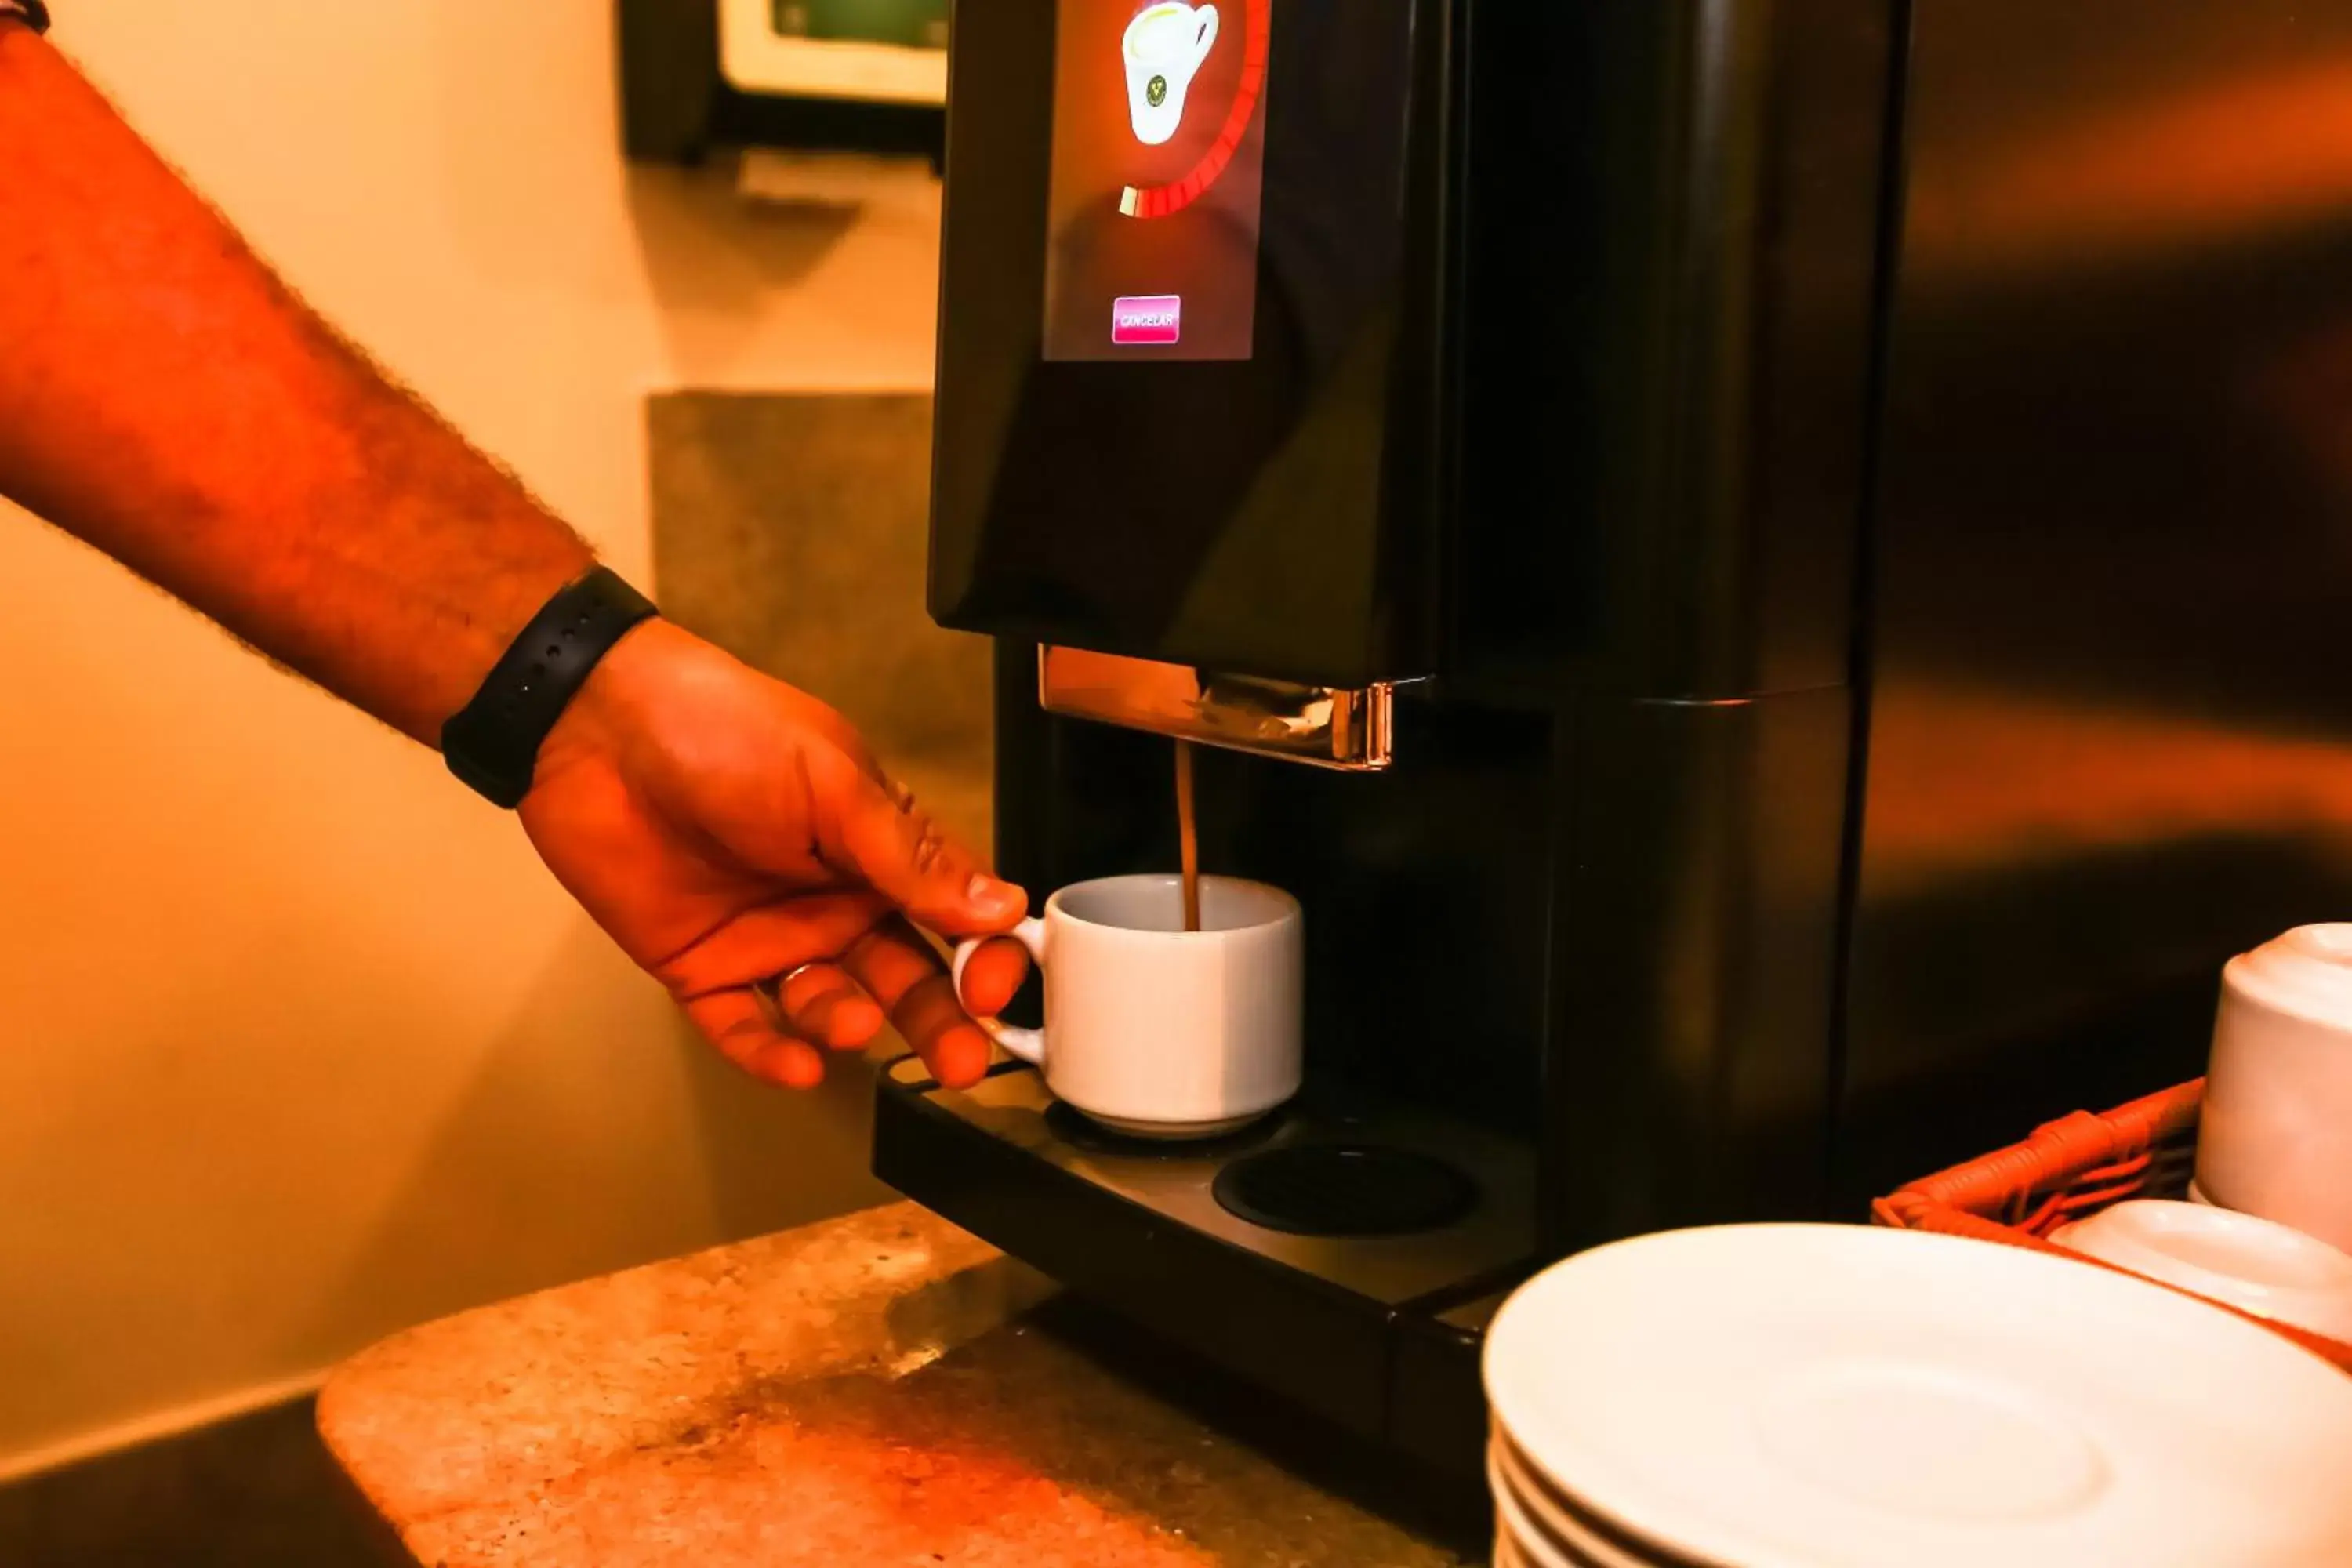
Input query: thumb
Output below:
<box><xmin>829</xmin><ymin>768</ymin><xmax>1028</xmax><ymax>936</ymax></box>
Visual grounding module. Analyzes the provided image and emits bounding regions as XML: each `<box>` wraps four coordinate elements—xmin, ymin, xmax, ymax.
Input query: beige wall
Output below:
<box><xmin>0</xmin><ymin>2</ymin><xmax>940</xmax><ymax>1475</ymax></box>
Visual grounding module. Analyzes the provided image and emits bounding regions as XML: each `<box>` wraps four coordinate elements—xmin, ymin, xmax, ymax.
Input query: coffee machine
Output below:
<box><xmin>873</xmin><ymin>0</ymin><xmax>2352</xmax><ymax>1475</ymax></box>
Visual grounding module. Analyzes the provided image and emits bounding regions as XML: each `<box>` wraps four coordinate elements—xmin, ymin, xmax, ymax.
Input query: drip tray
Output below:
<box><xmin>877</xmin><ymin>1055</ymin><xmax>1536</xmax><ymax>1312</ymax></box>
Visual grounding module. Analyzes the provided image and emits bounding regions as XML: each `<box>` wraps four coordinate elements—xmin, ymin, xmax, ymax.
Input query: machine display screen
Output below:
<box><xmin>1041</xmin><ymin>1</ymin><xmax>1273</xmax><ymax>361</ymax></box>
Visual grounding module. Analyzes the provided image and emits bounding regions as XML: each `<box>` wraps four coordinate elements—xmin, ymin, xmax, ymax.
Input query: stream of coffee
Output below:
<box><xmin>1175</xmin><ymin>739</ymin><xmax>1201</xmax><ymax>931</ymax></box>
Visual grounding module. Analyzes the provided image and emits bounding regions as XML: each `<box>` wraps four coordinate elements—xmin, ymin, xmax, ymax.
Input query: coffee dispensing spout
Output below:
<box><xmin>1036</xmin><ymin>645</ymin><xmax>1393</xmax><ymax>771</ymax></box>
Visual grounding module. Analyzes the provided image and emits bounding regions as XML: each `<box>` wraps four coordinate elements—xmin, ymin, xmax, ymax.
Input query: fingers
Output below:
<box><xmin>775</xmin><ymin>960</ymin><xmax>884</xmax><ymax>1051</ymax></box>
<box><xmin>662</xmin><ymin>891</ymin><xmax>891</xmax><ymax>1079</ymax></box>
<box><xmin>682</xmin><ymin>989</ymin><xmax>826</xmax><ymax>1090</ymax></box>
<box><xmin>680</xmin><ymin>960</ymin><xmax>885</xmax><ymax>1088</ymax></box>
<box><xmin>826</xmin><ymin>766</ymin><xmax>1029</xmax><ymax>939</ymax></box>
<box><xmin>843</xmin><ymin>918</ymin><xmax>996</xmax><ymax>1090</ymax></box>
<box><xmin>667</xmin><ymin>890</ymin><xmax>1004</xmax><ymax>1089</ymax></box>
<box><xmin>957</xmin><ymin>935</ymin><xmax>1032</xmax><ymax>1018</ymax></box>
<box><xmin>654</xmin><ymin>890</ymin><xmax>895</xmax><ymax>999</ymax></box>
<box><xmin>684</xmin><ymin>918</ymin><xmax>998</xmax><ymax>1091</ymax></box>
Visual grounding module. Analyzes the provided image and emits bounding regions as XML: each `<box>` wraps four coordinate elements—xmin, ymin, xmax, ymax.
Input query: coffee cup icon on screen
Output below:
<box><xmin>1123</xmin><ymin>3</ymin><xmax>1219</xmax><ymax>147</ymax></box>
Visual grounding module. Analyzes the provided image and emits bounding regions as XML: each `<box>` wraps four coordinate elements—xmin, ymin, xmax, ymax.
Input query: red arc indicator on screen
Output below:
<box><xmin>1118</xmin><ymin>0</ymin><xmax>1272</xmax><ymax>220</ymax></box>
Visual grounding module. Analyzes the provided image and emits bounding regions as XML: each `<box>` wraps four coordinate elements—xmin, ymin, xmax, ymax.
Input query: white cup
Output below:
<box><xmin>1123</xmin><ymin>2</ymin><xmax>1219</xmax><ymax>147</ymax></box>
<box><xmin>951</xmin><ymin>873</ymin><xmax>1301</xmax><ymax>1138</ymax></box>
<box><xmin>2198</xmin><ymin>924</ymin><xmax>2352</xmax><ymax>1254</ymax></box>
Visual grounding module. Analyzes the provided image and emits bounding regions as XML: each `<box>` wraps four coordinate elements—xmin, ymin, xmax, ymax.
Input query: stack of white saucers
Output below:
<box><xmin>1483</xmin><ymin>1224</ymin><xmax>2352</xmax><ymax>1567</ymax></box>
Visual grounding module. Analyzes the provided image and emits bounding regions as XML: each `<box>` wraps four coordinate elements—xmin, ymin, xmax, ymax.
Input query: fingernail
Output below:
<box><xmin>967</xmin><ymin>873</ymin><xmax>1022</xmax><ymax>914</ymax></box>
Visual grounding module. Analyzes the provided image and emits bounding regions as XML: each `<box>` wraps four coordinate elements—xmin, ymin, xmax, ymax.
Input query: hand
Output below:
<box><xmin>514</xmin><ymin>619</ymin><xmax>1033</xmax><ymax>1089</ymax></box>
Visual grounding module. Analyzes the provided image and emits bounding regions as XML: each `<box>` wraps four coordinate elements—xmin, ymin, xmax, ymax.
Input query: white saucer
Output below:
<box><xmin>1491</xmin><ymin>1437</ymin><xmax>1651</xmax><ymax>1568</ymax></box>
<box><xmin>2053</xmin><ymin>1198</ymin><xmax>2352</xmax><ymax>1343</ymax></box>
<box><xmin>1490</xmin><ymin>1526</ymin><xmax>1535</xmax><ymax>1568</ymax></box>
<box><xmin>1485</xmin><ymin>1224</ymin><xmax>2352</xmax><ymax>1567</ymax></box>
<box><xmin>1489</xmin><ymin>1472</ymin><xmax>1576</xmax><ymax>1568</ymax></box>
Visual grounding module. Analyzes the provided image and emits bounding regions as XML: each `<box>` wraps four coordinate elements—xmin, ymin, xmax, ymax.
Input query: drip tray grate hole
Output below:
<box><xmin>1213</xmin><ymin>1144</ymin><xmax>1479</xmax><ymax>1236</ymax></box>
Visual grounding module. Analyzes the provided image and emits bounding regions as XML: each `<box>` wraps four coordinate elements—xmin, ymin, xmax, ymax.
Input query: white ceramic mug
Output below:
<box><xmin>2199</xmin><ymin>924</ymin><xmax>2352</xmax><ymax>1254</ymax></box>
<box><xmin>951</xmin><ymin>873</ymin><xmax>1301</xmax><ymax>1138</ymax></box>
<box><xmin>1123</xmin><ymin>2</ymin><xmax>1219</xmax><ymax>147</ymax></box>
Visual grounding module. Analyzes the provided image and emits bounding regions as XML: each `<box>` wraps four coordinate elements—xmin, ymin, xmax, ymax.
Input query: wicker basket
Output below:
<box><xmin>1873</xmin><ymin>1079</ymin><xmax>2352</xmax><ymax>1373</ymax></box>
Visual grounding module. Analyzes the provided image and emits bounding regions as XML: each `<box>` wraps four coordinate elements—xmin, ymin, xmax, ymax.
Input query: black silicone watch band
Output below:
<box><xmin>440</xmin><ymin>566</ymin><xmax>658</xmax><ymax>808</ymax></box>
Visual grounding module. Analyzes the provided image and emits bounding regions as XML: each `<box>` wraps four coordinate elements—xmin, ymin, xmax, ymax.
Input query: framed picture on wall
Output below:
<box><xmin>619</xmin><ymin>0</ymin><xmax>947</xmax><ymax>165</ymax></box>
<box><xmin>718</xmin><ymin>0</ymin><xmax>948</xmax><ymax>107</ymax></box>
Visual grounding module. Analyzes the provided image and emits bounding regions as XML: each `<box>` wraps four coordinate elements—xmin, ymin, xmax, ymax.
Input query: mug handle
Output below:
<box><xmin>1192</xmin><ymin>5</ymin><xmax>1219</xmax><ymax>65</ymax></box>
<box><xmin>951</xmin><ymin>916</ymin><xmax>1049</xmax><ymax>1066</ymax></box>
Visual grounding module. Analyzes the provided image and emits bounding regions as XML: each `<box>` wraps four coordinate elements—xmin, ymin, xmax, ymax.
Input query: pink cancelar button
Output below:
<box><xmin>1112</xmin><ymin>294</ymin><xmax>1182</xmax><ymax>346</ymax></box>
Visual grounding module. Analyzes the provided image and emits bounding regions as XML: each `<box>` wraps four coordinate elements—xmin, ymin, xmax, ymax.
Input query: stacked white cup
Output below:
<box><xmin>2198</xmin><ymin>923</ymin><xmax>2352</xmax><ymax>1253</ymax></box>
<box><xmin>2042</xmin><ymin>924</ymin><xmax>2352</xmax><ymax>1345</ymax></box>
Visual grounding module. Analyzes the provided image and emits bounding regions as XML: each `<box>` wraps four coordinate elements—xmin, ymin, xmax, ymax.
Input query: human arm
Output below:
<box><xmin>0</xmin><ymin>24</ymin><xmax>1029</xmax><ymax>1083</ymax></box>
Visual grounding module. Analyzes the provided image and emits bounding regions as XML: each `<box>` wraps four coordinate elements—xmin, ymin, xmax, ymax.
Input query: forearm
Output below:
<box><xmin>0</xmin><ymin>27</ymin><xmax>591</xmax><ymax>743</ymax></box>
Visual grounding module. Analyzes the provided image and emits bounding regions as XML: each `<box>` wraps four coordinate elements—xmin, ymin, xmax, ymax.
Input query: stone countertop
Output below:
<box><xmin>319</xmin><ymin>1203</ymin><xmax>1477</xmax><ymax>1567</ymax></box>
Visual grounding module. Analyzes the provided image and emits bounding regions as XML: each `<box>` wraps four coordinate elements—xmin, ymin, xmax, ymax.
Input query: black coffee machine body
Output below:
<box><xmin>876</xmin><ymin>0</ymin><xmax>2352</xmax><ymax>1474</ymax></box>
